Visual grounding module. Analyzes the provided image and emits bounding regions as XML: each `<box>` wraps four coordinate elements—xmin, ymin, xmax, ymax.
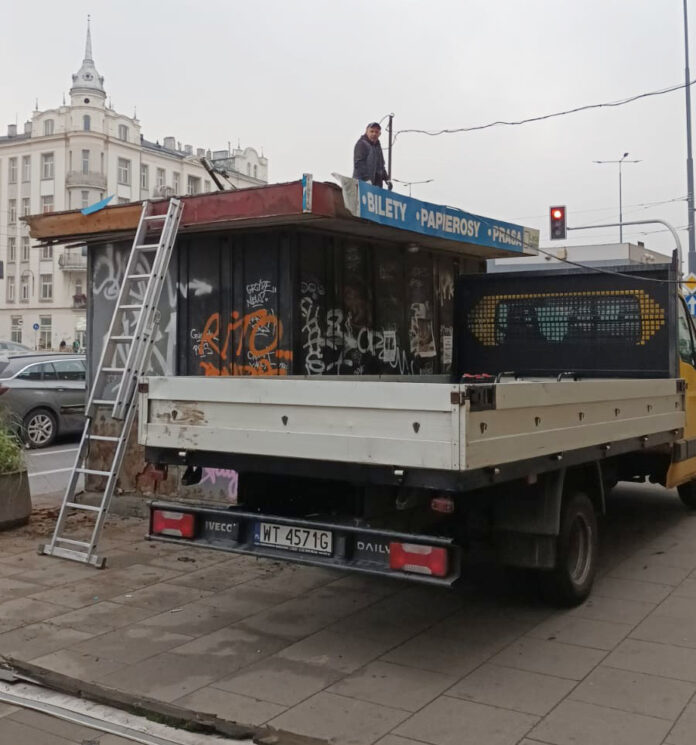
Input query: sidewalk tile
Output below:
<box><xmin>174</xmin><ymin>686</ymin><xmax>286</xmax><ymax>725</ymax></box>
<box><xmin>0</xmin><ymin>576</ymin><xmax>45</xmax><ymax>600</ymax></box>
<box><xmin>197</xmin><ymin>583</ymin><xmax>293</xmax><ymax>617</ymax></box>
<box><xmin>570</xmin><ymin>666</ymin><xmax>695</xmax><ymax>720</ymax></box>
<box><xmin>608</xmin><ymin>557</ymin><xmax>690</xmax><ymax>586</ymax></box>
<box><xmin>109</xmin><ymin>581</ymin><xmax>213</xmax><ymax>612</ymax></box>
<box><xmin>381</xmin><ymin>630</ymin><xmax>501</xmax><ymax>677</ymax></box>
<box><xmin>244</xmin><ymin>564</ymin><xmax>338</xmax><ymax>595</ymax></box>
<box><xmin>668</xmin><ymin>702</ymin><xmax>696</xmax><ymax>744</ymax></box>
<box><xmin>631</xmin><ymin>612</ymin><xmax>696</xmax><ymax>648</ymax></box>
<box><xmin>46</xmin><ymin>599</ymin><xmax>156</xmax><ymax>634</ymax></box>
<box><xmin>98</xmin><ymin>563</ymin><xmax>184</xmax><ymax>589</ymax></box>
<box><xmin>673</xmin><ymin>578</ymin><xmax>696</xmax><ymax>598</ymax></box>
<box><xmin>0</xmin><ymin>597</ymin><xmax>63</xmax><ymax>633</ymax></box>
<box><xmin>269</xmin><ymin>691</ymin><xmax>409</xmax><ymax>745</ymax></box>
<box><xmin>604</xmin><ymin>638</ymin><xmax>696</xmax><ymax>682</ymax></box>
<box><xmin>528</xmin><ymin>699</ymin><xmax>672</xmax><ymax>745</ymax></box>
<box><xmin>651</xmin><ymin>594</ymin><xmax>696</xmax><ymax>620</ymax></box>
<box><xmin>27</xmin><ymin>576</ymin><xmax>134</xmax><ymax>609</ymax></box>
<box><xmin>277</xmin><ymin>629</ymin><xmax>393</xmax><ymax>673</ymax></box>
<box><xmin>0</xmin><ymin>703</ymin><xmax>18</xmax><ymax>718</ymax></box>
<box><xmin>214</xmin><ymin>656</ymin><xmax>342</xmax><ymax>706</ymax></box>
<box><xmin>29</xmin><ymin>647</ymin><xmax>126</xmax><ymax>680</ymax></box>
<box><xmin>328</xmin><ymin>660</ymin><xmax>456</xmax><ymax>712</ymax></box>
<box><xmin>170</xmin><ymin>625</ymin><xmax>286</xmax><ymax>668</ymax></box>
<box><xmin>567</xmin><ymin>595</ymin><xmax>655</xmax><ymax>625</ymax></box>
<box><xmin>7</xmin><ymin>708</ymin><xmax>101</xmax><ymax>741</ymax></box>
<box><xmin>375</xmin><ymin>737</ymin><xmax>429</xmax><ymax>745</ymax></box>
<box><xmin>592</xmin><ymin>576</ymin><xmax>672</xmax><ymax>604</ymax></box>
<box><xmin>13</xmin><ymin>562</ymin><xmax>94</xmax><ymax>587</ymax></box>
<box><xmin>135</xmin><ymin>601</ymin><xmax>235</xmax><ymax>635</ymax></box>
<box><xmin>447</xmin><ymin>663</ymin><xmax>576</xmax><ymax>716</ymax></box>
<box><xmin>167</xmin><ymin>562</ymin><xmax>264</xmax><ymax>593</ymax></box>
<box><xmin>527</xmin><ymin>615</ymin><xmax>632</xmax><ymax>650</ymax></box>
<box><xmin>0</xmin><ymin>719</ymin><xmax>74</xmax><ymax>745</ymax></box>
<box><xmin>490</xmin><ymin>637</ymin><xmax>605</xmax><ymax>680</ymax></box>
<box><xmin>0</xmin><ymin>622</ymin><xmax>93</xmax><ymax>660</ymax></box>
<box><xmin>67</xmin><ymin>625</ymin><xmax>193</xmax><ymax>664</ymax></box>
<box><xmin>393</xmin><ymin>695</ymin><xmax>538</xmax><ymax>745</ymax></box>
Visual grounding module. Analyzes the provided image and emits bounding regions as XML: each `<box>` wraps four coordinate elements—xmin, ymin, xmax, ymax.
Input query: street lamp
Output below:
<box><xmin>393</xmin><ymin>178</ymin><xmax>434</xmax><ymax>197</ymax></box>
<box><xmin>593</xmin><ymin>153</ymin><xmax>641</xmax><ymax>243</ymax></box>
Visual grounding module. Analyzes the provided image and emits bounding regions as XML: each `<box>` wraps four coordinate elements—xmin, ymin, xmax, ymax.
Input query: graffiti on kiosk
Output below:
<box><xmin>246</xmin><ymin>278</ymin><xmax>277</xmax><ymax>309</ymax></box>
<box><xmin>195</xmin><ymin>309</ymin><xmax>293</xmax><ymax>376</ymax></box>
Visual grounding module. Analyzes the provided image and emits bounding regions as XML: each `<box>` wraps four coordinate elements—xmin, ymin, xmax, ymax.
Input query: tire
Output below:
<box><xmin>23</xmin><ymin>408</ymin><xmax>57</xmax><ymax>449</ymax></box>
<box><xmin>539</xmin><ymin>491</ymin><xmax>598</xmax><ymax>607</ymax></box>
<box><xmin>677</xmin><ymin>481</ymin><xmax>696</xmax><ymax>510</ymax></box>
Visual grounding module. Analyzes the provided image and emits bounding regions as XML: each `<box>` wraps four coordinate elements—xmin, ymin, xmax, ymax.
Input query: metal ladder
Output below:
<box><xmin>39</xmin><ymin>198</ymin><xmax>184</xmax><ymax>567</ymax></box>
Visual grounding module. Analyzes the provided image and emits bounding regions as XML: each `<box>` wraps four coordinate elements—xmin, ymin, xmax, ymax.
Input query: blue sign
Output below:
<box><xmin>686</xmin><ymin>292</ymin><xmax>696</xmax><ymax>317</ymax></box>
<box><xmin>356</xmin><ymin>181</ymin><xmax>538</xmax><ymax>254</ymax></box>
<box><xmin>32</xmin><ymin>323</ymin><xmax>40</xmax><ymax>331</ymax></box>
<box><xmin>81</xmin><ymin>194</ymin><xmax>114</xmax><ymax>216</ymax></box>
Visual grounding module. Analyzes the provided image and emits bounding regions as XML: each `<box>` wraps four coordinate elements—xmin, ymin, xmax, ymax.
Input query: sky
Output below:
<box><xmin>1</xmin><ymin>0</ymin><xmax>694</xmax><ymax>258</ymax></box>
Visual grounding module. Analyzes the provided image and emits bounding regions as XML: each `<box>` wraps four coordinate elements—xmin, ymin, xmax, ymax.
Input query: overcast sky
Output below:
<box><xmin>1</xmin><ymin>0</ymin><xmax>693</xmax><ymax>257</ymax></box>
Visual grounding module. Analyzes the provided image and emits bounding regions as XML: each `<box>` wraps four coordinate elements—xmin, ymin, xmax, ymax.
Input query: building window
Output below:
<box><xmin>140</xmin><ymin>164</ymin><xmax>149</xmax><ymax>190</ymax></box>
<box><xmin>156</xmin><ymin>168</ymin><xmax>165</xmax><ymax>189</ymax></box>
<box><xmin>7</xmin><ymin>278</ymin><xmax>15</xmax><ymax>303</ymax></box>
<box><xmin>81</xmin><ymin>190</ymin><xmax>90</xmax><ymax>208</ymax></box>
<box><xmin>75</xmin><ymin>278</ymin><xmax>83</xmax><ymax>296</ymax></box>
<box><xmin>172</xmin><ymin>172</ymin><xmax>180</xmax><ymax>193</ymax></box>
<box><xmin>44</xmin><ymin>119</ymin><xmax>54</xmax><ymax>136</ymax></box>
<box><xmin>21</xmin><ymin>237</ymin><xmax>30</xmax><ymax>262</ymax></box>
<box><xmin>8</xmin><ymin>157</ymin><xmax>17</xmax><ymax>184</ymax></box>
<box><xmin>20</xmin><ymin>276</ymin><xmax>29</xmax><ymax>302</ymax></box>
<box><xmin>186</xmin><ymin>175</ymin><xmax>201</xmax><ymax>195</ymax></box>
<box><xmin>22</xmin><ymin>198</ymin><xmax>31</xmax><ymax>217</ymax></box>
<box><xmin>8</xmin><ymin>237</ymin><xmax>16</xmax><ymax>262</ymax></box>
<box><xmin>253</xmin><ymin>165</ymin><xmax>258</xmax><ymax>178</ymax></box>
<box><xmin>8</xmin><ymin>199</ymin><xmax>17</xmax><ymax>223</ymax></box>
<box><xmin>204</xmin><ymin>179</ymin><xmax>211</xmax><ymax>192</ymax></box>
<box><xmin>39</xmin><ymin>316</ymin><xmax>52</xmax><ymax>350</ymax></box>
<box><xmin>41</xmin><ymin>245</ymin><xmax>53</xmax><ymax>260</ymax></box>
<box><xmin>41</xmin><ymin>152</ymin><xmax>54</xmax><ymax>179</ymax></box>
<box><xmin>83</xmin><ymin>114</ymin><xmax>91</xmax><ymax>131</ymax></box>
<box><xmin>40</xmin><ymin>274</ymin><xmax>53</xmax><ymax>301</ymax></box>
<box><xmin>41</xmin><ymin>195</ymin><xmax>54</xmax><ymax>214</ymax></box>
<box><xmin>82</xmin><ymin>149</ymin><xmax>90</xmax><ymax>175</ymax></box>
<box><xmin>10</xmin><ymin>316</ymin><xmax>21</xmax><ymax>343</ymax></box>
<box><xmin>21</xmin><ymin>155</ymin><xmax>31</xmax><ymax>182</ymax></box>
<box><xmin>117</xmin><ymin>197</ymin><xmax>130</xmax><ymax>205</ymax></box>
<box><xmin>118</xmin><ymin>124</ymin><xmax>128</xmax><ymax>141</ymax></box>
<box><xmin>118</xmin><ymin>158</ymin><xmax>131</xmax><ymax>185</ymax></box>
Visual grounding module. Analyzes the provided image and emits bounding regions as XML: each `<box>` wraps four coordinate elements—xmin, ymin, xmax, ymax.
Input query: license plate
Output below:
<box><xmin>254</xmin><ymin>522</ymin><xmax>333</xmax><ymax>556</ymax></box>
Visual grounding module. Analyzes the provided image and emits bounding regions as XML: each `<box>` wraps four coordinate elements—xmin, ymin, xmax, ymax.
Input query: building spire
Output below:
<box><xmin>85</xmin><ymin>15</ymin><xmax>93</xmax><ymax>61</ymax></box>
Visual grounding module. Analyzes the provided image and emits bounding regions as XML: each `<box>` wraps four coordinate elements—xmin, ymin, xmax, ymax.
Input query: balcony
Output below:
<box><xmin>72</xmin><ymin>293</ymin><xmax>87</xmax><ymax>309</ymax></box>
<box><xmin>59</xmin><ymin>251</ymin><xmax>87</xmax><ymax>271</ymax></box>
<box><xmin>66</xmin><ymin>170</ymin><xmax>107</xmax><ymax>189</ymax></box>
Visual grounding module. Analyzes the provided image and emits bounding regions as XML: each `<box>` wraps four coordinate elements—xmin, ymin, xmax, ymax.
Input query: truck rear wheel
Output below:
<box><xmin>677</xmin><ymin>481</ymin><xmax>696</xmax><ymax>510</ymax></box>
<box><xmin>540</xmin><ymin>491</ymin><xmax>598</xmax><ymax>607</ymax></box>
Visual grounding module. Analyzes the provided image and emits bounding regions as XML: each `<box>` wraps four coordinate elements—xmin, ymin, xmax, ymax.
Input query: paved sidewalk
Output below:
<box><xmin>1</xmin><ymin>482</ymin><xmax>696</xmax><ymax>744</ymax></box>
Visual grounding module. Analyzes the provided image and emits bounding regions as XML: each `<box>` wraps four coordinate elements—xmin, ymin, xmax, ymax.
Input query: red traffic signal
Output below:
<box><xmin>549</xmin><ymin>205</ymin><xmax>567</xmax><ymax>240</ymax></box>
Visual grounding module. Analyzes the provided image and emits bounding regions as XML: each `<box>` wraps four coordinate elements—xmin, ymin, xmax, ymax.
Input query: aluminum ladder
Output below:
<box><xmin>39</xmin><ymin>197</ymin><xmax>184</xmax><ymax>567</ymax></box>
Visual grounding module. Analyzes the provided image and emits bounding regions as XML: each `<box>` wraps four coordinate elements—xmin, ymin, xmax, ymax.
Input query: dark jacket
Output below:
<box><xmin>353</xmin><ymin>135</ymin><xmax>388</xmax><ymax>187</ymax></box>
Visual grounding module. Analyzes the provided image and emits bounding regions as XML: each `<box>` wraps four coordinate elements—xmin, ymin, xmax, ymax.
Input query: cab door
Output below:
<box><xmin>666</xmin><ymin>298</ymin><xmax>696</xmax><ymax>487</ymax></box>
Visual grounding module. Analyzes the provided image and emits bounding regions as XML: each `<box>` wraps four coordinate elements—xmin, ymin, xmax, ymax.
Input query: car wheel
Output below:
<box><xmin>23</xmin><ymin>408</ymin><xmax>57</xmax><ymax>449</ymax></box>
<box><xmin>677</xmin><ymin>480</ymin><xmax>696</xmax><ymax>509</ymax></box>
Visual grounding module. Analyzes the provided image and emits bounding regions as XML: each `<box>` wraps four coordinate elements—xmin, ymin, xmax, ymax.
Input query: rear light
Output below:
<box><xmin>430</xmin><ymin>496</ymin><xmax>455</xmax><ymax>514</ymax></box>
<box><xmin>152</xmin><ymin>510</ymin><xmax>195</xmax><ymax>538</ymax></box>
<box><xmin>389</xmin><ymin>542</ymin><xmax>448</xmax><ymax>577</ymax></box>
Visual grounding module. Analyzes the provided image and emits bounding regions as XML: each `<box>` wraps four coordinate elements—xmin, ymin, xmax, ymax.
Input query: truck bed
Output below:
<box><xmin>138</xmin><ymin>375</ymin><xmax>685</xmax><ymax>471</ymax></box>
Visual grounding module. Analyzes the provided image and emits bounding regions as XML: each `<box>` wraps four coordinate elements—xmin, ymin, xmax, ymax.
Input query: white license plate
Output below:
<box><xmin>254</xmin><ymin>522</ymin><xmax>333</xmax><ymax>556</ymax></box>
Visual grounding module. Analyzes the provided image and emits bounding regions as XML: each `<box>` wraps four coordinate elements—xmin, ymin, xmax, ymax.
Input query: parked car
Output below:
<box><xmin>0</xmin><ymin>341</ymin><xmax>32</xmax><ymax>352</ymax></box>
<box><xmin>0</xmin><ymin>352</ymin><xmax>86</xmax><ymax>448</ymax></box>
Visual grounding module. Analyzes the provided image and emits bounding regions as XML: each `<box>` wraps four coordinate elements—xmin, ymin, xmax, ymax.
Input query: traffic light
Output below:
<box><xmin>549</xmin><ymin>205</ymin><xmax>567</xmax><ymax>240</ymax></box>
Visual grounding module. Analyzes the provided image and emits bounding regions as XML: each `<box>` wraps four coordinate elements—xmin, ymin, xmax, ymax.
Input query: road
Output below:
<box><xmin>24</xmin><ymin>437</ymin><xmax>82</xmax><ymax>505</ymax></box>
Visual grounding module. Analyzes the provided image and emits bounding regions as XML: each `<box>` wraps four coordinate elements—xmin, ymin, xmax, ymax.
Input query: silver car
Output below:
<box><xmin>0</xmin><ymin>352</ymin><xmax>86</xmax><ymax>448</ymax></box>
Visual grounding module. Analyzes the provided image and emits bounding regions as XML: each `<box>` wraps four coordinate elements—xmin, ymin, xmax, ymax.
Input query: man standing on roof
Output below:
<box><xmin>353</xmin><ymin>122</ymin><xmax>392</xmax><ymax>189</ymax></box>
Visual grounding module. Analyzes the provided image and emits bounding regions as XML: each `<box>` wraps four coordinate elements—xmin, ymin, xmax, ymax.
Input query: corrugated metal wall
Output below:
<box><xmin>87</xmin><ymin>228</ymin><xmax>479</xmax><ymax>496</ymax></box>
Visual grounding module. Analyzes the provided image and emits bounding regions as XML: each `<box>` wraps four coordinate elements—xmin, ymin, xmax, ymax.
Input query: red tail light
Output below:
<box><xmin>152</xmin><ymin>510</ymin><xmax>195</xmax><ymax>538</ymax></box>
<box><xmin>389</xmin><ymin>542</ymin><xmax>448</xmax><ymax>577</ymax></box>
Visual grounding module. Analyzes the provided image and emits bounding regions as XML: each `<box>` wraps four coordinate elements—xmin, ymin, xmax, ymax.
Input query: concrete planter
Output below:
<box><xmin>0</xmin><ymin>471</ymin><xmax>31</xmax><ymax>530</ymax></box>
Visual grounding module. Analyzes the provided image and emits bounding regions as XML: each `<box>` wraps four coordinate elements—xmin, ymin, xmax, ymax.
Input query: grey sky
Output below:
<box><xmin>1</xmin><ymin>1</ymin><xmax>692</xmax><ymax>256</ymax></box>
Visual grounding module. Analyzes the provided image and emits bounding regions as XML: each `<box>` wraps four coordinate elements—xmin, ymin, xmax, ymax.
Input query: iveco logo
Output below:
<box><xmin>205</xmin><ymin>521</ymin><xmax>235</xmax><ymax>532</ymax></box>
<box><xmin>357</xmin><ymin>540</ymin><xmax>388</xmax><ymax>554</ymax></box>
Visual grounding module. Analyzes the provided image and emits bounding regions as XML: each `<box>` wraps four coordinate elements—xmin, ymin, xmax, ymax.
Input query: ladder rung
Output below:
<box><xmin>91</xmin><ymin>399</ymin><xmax>117</xmax><ymax>405</ymax></box>
<box><xmin>110</xmin><ymin>335</ymin><xmax>134</xmax><ymax>341</ymax></box>
<box><xmin>144</xmin><ymin>214</ymin><xmax>167</xmax><ymax>221</ymax></box>
<box><xmin>88</xmin><ymin>435</ymin><xmax>120</xmax><ymax>442</ymax></box>
<box><xmin>76</xmin><ymin>468</ymin><xmax>113</xmax><ymax>476</ymax></box>
<box><xmin>118</xmin><ymin>304</ymin><xmax>143</xmax><ymax>310</ymax></box>
<box><xmin>101</xmin><ymin>367</ymin><xmax>125</xmax><ymax>373</ymax></box>
<box><xmin>135</xmin><ymin>243</ymin><xmax>160</xmax><ymax>249</ymax></box>
<box><xmin>127</xmin><ymin>274</ymin><xmax>150</xmax><ymax>280</ymax></box>
<box><xmin>55</xmin><ymin>537</ymin><xmax>92</xmax><ymax>547</ymax></box>
<box><xmin>66</xmin><ymin>502</ymin><xmax>101</xmax><ymax>512</ymax></box>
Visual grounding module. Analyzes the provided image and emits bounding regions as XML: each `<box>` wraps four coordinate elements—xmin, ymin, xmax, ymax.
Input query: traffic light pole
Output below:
<box><xmin>683</xmin><ymin>0</ymin><xmax>696</xmax><ymax>272</ymax></box>
<box><xmin>567</xmin><ymin>218</ymin><xmax>683</xmax><ymax>280</ymax></box>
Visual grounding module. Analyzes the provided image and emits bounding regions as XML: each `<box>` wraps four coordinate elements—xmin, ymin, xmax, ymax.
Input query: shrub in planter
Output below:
<box><xmin>0</xmin><ymin>424</ymin><xmax>31</xmax><ymax>529</ymax></box>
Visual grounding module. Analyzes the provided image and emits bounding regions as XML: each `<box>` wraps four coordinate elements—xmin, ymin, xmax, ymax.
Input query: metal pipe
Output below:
<box><xmin>684</xmin><ymin>0</ymin><xmax>696</xmax><ymax>270</ymax></box>
<box><xmin>387</xmin><ymin>114</ymin><xmax>394</xmax><ymax>182</ymax></box>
